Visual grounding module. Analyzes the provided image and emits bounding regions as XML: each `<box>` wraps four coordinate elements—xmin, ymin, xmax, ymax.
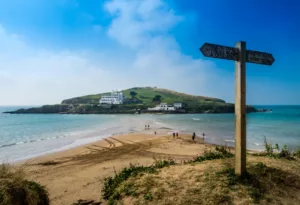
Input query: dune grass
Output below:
<box><xmin>102</xmin><ymin>146</ymin><xmax>300</xmax><ymax>205</ymax></box>
<box><xmin>186</xmin><ymin>146</ymin><xmax>234</xmax><ymax>164</ymax></box>
<box><xmin>0</xmin><ymin>163</ymin><xmax>49</xmax><ymax>205</ymax></box>
<box><xmin>102</xmin><ymin>159</ymin><xmax>176</xmax><ymax>204</ymax></box>
<box><xmin>102</xmin><ymin>146</ymin><xmax>235</xmax><ymax>205</ymax></box>
<box><xmin>251</xmin><ymin>137</ymin><xmax>300</xmax><ymax>160</ymax></box>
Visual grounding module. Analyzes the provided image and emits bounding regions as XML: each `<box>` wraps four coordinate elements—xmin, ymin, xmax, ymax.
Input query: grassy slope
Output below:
<box><xmin>61</xmin><ymin>87</ymin><xmax>225</xmax><ymax>105</ymax></box>
<box><xmin>103</xmin><ymin>151</ymin><xmax>300</xmax><ymax>205</ymax></box>
<box><xmin>125</xmin><ymin>158</ymin><xmax>300</xmax><ymax>205</ymax></box>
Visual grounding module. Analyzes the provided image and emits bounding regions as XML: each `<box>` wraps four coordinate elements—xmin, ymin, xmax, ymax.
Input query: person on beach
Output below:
<box><xmin>192</xmin><ymin>132</ymin><xmax>196</xmax><ymax>141</ymax></box>
<box><xmin>148</xmin><ymin>125</ymin><xmax>150</xmax><ymax>129</ymax></box>
<box><xmin>176</xmin><ymin>132</ymin><xmax>178</xmax><ymax>137</ymax></box>
<box><xmin>154</xmin><ymin>131</ymin><xmax>156</xmax><ymax>135</ymax></box>
<box><xmin>173</xmin><ymin>132</ymin><xmax>175</xmax><ymax>138</ymax></box>
<box><xmin>145</xmin><ymin>125</ymin><xmax>147</xmax><ymax>130</ymax></box>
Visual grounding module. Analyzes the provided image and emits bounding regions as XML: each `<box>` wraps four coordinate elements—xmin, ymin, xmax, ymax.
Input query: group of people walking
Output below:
<box><xmin>192</xmin><ymin>132</ymin><xmax>205</xmax><ymax>141</ymax></box>
<box><xmin>145</xmin><ymin>124</ymin><xmax>205</xmax><ymax>141</ymax></box>
<box><xmin>171</xmin><ymin>131</ymin><xmax>205</xmax><ymax>140</ymax></box>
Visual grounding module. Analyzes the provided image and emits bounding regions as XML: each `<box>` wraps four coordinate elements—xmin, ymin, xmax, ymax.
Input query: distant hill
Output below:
<box><xmin>4</xmin><ymin>87</ymin><xmax>259</xmax><ymax>114</ymax></box>
<box><xmin>61</xmin><ymin>87</ymin><xmax>225</xmax><ymax>105</ymax></box>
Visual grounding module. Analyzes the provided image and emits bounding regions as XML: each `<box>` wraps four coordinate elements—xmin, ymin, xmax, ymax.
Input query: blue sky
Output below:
<box><xmin>0</xmin><ymin>0</ymin><xmax>299</xmax><ymax>105</ymax></box>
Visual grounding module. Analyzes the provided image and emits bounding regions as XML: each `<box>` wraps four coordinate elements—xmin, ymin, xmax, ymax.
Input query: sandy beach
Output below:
<box><xmin>20</xmin><ymin>130</ymin><xmax>211</xmax><ymax>205</ymax></box>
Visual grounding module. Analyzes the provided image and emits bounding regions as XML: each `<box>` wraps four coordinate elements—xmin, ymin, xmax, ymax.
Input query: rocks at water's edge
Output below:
<box><xmin>256</xmin><ymin>108</ymin><xmax>272</xmax><ymax>113</ymax></box>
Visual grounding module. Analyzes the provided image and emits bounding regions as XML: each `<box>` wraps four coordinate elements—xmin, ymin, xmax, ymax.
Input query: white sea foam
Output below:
<box><xmin>50</xmin><ymin>134</ymin><xmax>112</xmax><ymax>152</ymax></box>
<box><xmin>252</xmin><ymin>142</ymin><xmax>264</xmax><ymax>146</ymax></box>
<box><xmin>224</xmin><ymin>139</ymin><xmax>235</xmax><ymax>142</ymax></box>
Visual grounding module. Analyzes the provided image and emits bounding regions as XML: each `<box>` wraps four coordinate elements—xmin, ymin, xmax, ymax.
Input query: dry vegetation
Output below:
<box><xmin>0</xmin><ymin>164</ymin><xmax>49</xmax><ymax>205</ymax></box>
<box><xmin>103</xmin><ymin>149</ymin><xmax>300</xmax><ymax>205</ymax></box>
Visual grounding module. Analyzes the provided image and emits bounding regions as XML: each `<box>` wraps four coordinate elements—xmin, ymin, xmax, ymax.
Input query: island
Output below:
<box><xmin>4</xmin><ymin>87</ymin><xmax>259</xmax><ymax>114</ymax></box>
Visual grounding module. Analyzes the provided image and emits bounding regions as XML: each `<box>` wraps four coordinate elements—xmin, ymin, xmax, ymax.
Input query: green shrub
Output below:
<box><xmin>294</xmin><ymin>150</ymin><xmax>300</xmax><ymax>158</ymax></box>
<box><xmin>264</xmin><ymin>136</ymin><xmax>279</xmax><ymax>154</ymax></box>
<box><xmin>278</xmin><ymin>145</ymin><xmax>293</xmax><ymax>159</ymax></box>
<box><xmin>102</xmin><ymin>164</ymin><xmax>156</xmax><ymax>201</ymax></box>
<box><xmin>153</xmin><ymin>159</ymin><xmax>175</xmax><ymax>168</ymax></box>
<box><xmin>215</xmin><ymin>145</ymin><xmax>232</xmax><ymax>155</ymax></box>
<box><xmin>188</xmin><ymin>146</ymin><xmax>234</xmax><ymax>163</ymax></box>
<box><xmin>144</xmin><ymin>193</ymin><xmax>153</xmax><ymax>201</ymax></box>
<box><xmin>261</xmin><ymin>137</ymin><xmax>295</xmax><ymax>160</ymax></box>
<box><xmin>102</xmin><ymin>159</ymin><xmax>176</xmax><ymax>203</ymax></box>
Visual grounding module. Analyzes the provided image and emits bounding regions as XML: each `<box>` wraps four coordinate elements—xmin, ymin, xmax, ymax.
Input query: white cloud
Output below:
<box><xmin>105</xmin><ymin>0</ymin><xmax>233</xmax><ymax>99</ymax></box>
<box><xmin>105</xmin><ymin>0</ymin><xmax>182</xmax><ymax>49</ymax></box>
<box><xmin>0</xmin><ymin>0</ymin><xmax>233</xmax><ymax>105</ymax></box>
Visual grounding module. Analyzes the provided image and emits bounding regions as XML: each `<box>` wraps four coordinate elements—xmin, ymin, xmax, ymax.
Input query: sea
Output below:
<box><xmin>0</xmin><ymin>105</ymin><xmax>300</xmax><ymax>163</ymax></box>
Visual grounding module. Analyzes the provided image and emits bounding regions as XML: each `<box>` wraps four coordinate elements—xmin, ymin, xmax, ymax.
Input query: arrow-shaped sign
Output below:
<box><xmin>246</xmin><ymin>50</ymin><xmax>275</xmax><ymax>65</ymax></box>
<box><xmin>200</xmin><ymin>43</ymin><xmax>238</xmax><ymax>61</ymax></box>
<box><xmin>200</xmin><ymin>43</ymin><xmax>275</xmax><ymax>66</ymax></box>
<box><xmin>199</xmin><ymin>41</ymin><xmax>275</xmax><ymax>176</ymax></box>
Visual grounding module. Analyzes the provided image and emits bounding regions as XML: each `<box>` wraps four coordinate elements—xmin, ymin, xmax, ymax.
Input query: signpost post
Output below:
<box><xmin>200</xmin><ymin>41</ymin><xmax>275</xmax><ymax>175</ymax></box>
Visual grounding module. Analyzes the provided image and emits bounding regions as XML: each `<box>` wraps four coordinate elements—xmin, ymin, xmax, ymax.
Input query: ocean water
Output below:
<box><xmin>0</xmin><ymin>105</ymin><xmax>300</xmax><ymax>163</ymax></box>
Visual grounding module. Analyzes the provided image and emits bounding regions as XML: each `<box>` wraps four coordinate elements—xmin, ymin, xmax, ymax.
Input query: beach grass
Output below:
<box><xmin>250</xmin><ymin>137</ymin><xmax>300</xmax><ymax>160</ymax></box>
<box><xmin>102</xmin><ymin>146</ymin><xmax>236</xmax><ymax>205</ymax></box>
<box><xmin>102</xmin><ymin>159</ymin><xmax>176</xmax><ymax>204</ymax></box>
<box><xmin>186</xmin><ymin>145</ymin><xmax>234</xmax><ymax>164</ymax></box>
<box><xmin>102</xmin><ymin>146</ymin><xmax>300</xmax><ymax>205</ymax></box>
<box><xmin>0</xmin><ymin>163</ymin><xmax>49</xmax><ymax>205</ymax></box>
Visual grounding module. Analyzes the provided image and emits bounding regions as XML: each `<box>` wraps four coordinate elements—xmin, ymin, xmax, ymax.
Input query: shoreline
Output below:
<box><xmin>2</xmin><ymin>117</ymin><xmax>267</xmax><ymax>164</ymax></box>
<box><xmin>17</xmin><ymin>130</ymin><xmax>259</xmax><ymax>166</ymax></box>
<box><xmin>1</xmin><ymin>114</ymin><xmax>171</xmax><ymax>163</ymax></box>
<box><xmin>1</xmin><ymin>112</ymin><xmax>278</xmax><ymax>164</ymax></box>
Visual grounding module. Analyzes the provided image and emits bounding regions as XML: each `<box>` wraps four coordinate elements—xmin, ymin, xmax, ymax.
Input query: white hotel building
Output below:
<box><xmin>147</xmin><ymin>102</ymin><xmax>182</xmax><ymax>111</ymax></box>
<box><xmin>99</xmin><ymin>91</ymin><xmax>124</xmax><ymax>104</ymax></box>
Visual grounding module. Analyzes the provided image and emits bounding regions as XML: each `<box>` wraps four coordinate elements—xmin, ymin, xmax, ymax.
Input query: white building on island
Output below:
<box><xmin>147</xmin><ymin>102</ymin><xmax>179</xmax><ymax>111</ymax></box>
<box><xmin>99</xmin><ymin>90</ymin><xmax>124</xmax><ymax>104</ymax></box>
<box><xmin>173</xmin><ymin>103</ymin><xmax>182</xmax><ymax>108</ymax></box>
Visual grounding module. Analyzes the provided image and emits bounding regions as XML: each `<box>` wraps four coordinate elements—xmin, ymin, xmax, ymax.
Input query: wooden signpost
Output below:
<box><xmin>200</xmin><ymin>41</ymin><xmax>275</xmax><ymax>175</ymax></box>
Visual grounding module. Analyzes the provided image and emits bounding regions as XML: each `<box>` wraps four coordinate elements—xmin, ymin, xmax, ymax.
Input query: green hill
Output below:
<box><xmin>5</xmin><ymin>87</ymin><xmax>258</xmax><ymax>114</ymax></box>
<box><xmin>61</xmin><ymin>87</ymin><xmax>225</xmax><ymax>105</ymax></box>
